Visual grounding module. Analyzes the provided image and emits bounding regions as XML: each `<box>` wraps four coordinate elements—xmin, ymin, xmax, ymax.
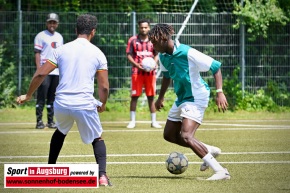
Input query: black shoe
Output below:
<box><xmin>36</xmin><ymin>121</ymin><xmax>45</xmax><ymax>129</ymax></box>
<box><xmin>46</xmin><ymin>122</ymin><xmax>57</xmax><ymax>129</ymax></box>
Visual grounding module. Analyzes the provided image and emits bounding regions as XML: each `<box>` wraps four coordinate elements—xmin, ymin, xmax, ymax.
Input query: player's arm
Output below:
<box><xmin>16</xmin><ymin>60</ymin><xmax>56</xmax><ymax>104</ymax></box>
<box><xmin>96</xmin><ymin>70</ymin><xmax>109</xmax><ymax>113</ymax></box>
<box><xmin>213</xmin><ymin>69</ymin><xmax>228</xmax><ymax>112</ymax></box>
<box><xmin>188</xmin><ymin>48</ymin><xmax>228</xmax><ymax>112</ymax></box>
<box><xmin>155</xmin><ymin>75</ymin><xmax>171</xmax><ymax>111</ymax></box>
<box><xmin>126</xmin><ymin>38</ymin><xmax>144</xmax><ymax>71</ymax></box>
<box><xmin>153</xmin><ymin>54</ymin><xmax>159</xmax><ymax>69</ymax></box>
<box><xmin>34</xmin><ymin>50</ymin><xmax>41</xmax><ymax>69</ymax></box>
<box><xmin>127</xmin><ymin>54</ymin><xmax>143</xmax><ymax>71</ymax></box>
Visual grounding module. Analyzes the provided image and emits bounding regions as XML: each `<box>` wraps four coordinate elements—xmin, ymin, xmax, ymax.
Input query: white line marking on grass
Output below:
<box><xmin>196</xmin><ymin>127</ymin><xmax>290</xmax><ymax>130</ymax></box>
<box><xmin>203</xmin><ymin>123</ymin><xmax>290</xmax><ymax>128</ymax></box>
<box><xmin>1</xmin><ymin>126</ymin><xmax>290</xmax><ymax>134</ymax></box>
<box><xmin>0</xmin><ymin>120</ymin><xmax>290</xmax><ymax>127</ymax></box>
<box><xmin>109</xmin><ymin>161</ymin><xmax>290</xmax><ymax>164</ymax></box>
<box><xmin>222</xmin><ymin>151</ymin><xmax>290</xmax><ymax>155</ymax></box>
<box><xmin>0</xmin><ymin>161</ymin><xmax>290</xmax><ymax>164</ymax></box>
<box><xmin>0</xmin><ymin>151</ymin><xmax>290</xmax><ymax>159</ymax></box>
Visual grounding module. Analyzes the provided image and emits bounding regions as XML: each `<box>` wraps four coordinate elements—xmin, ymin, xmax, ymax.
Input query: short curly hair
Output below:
<box><xmin>76</xmin><ymin>14</ymin><xmax>97</xmax><ymax>35</ymax></box>
<box><xmin>138</xmin><ymin>18</ymin><xmax>150</xmax><ymax>26</ymax></box>
<box><xmin>148</xmin><ymin>24</ymin><xmax>175</xmax><ymax>42</ymax></box>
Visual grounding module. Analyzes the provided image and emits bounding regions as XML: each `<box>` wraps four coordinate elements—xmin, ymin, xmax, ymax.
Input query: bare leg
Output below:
<box><xmin>163</xmin><ymin>119</ymin><xmax>208</xmax><ymax>158</ymax></box>
<box><xmin>147</xmin><ymin>96</ymin><xmax>156</xmax><ymax>113</ymax></box>
<box><xmin>129</xmin><ymin>96</ymin><xmax>139</xmax><ymax>111</ymax></box>
<box><xmin>163</xmin><ymin>118</ymin><xmax>228</xmax><ymax>177</ymax></box>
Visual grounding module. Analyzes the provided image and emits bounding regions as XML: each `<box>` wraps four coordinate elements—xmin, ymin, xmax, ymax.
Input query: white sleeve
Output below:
<box><xmin>60</xmin><ymin>34</ymin><xmax>64</xmax><ymax>46</ymax></box>
<box><xmin>34</xmin><ymin>33</ymin><xmax>43</xmax><ymax>51</ymax></box>
<box><xmin>97</xmin><ymin>51</ymin><xmax>108</xmax><ymax>71</ymax></box>
<box><xmin>49</xmin><ymin>48</ymin><xmax>59</xmax><ymax>65</ymax></box>
<box><xmin>188</xmin><ymin>48</ymin><xmax>214</xmax><ymax>72</ymax></box>
<box><xmin>159</xmin><ymin>54</ymin><xmax>168</xmax><ymax>72</ymax></box>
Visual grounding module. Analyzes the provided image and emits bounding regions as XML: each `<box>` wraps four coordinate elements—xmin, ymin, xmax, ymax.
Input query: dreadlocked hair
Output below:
<box><xmin>148</xmin><ymin>24</ymin><xmax>175</xmax><ymax>42</ymax></box>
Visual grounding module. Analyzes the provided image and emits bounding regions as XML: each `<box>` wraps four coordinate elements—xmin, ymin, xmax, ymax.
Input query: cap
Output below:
<box><xmin>46</xmin><ymin>13</ymin><xmax>59</xmax><ymax>22</ymax></box>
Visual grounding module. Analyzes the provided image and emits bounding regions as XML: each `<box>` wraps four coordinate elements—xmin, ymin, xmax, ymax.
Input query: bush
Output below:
<box><xmin>0</xmin><ymin>43</ymin><xmax>17</xmax><ymax>108</ymax></box>
<box><xmin>104</xmin><ymin>76</ymin><xmax>289</xmax><ymax>113</ymax></box>
<box><xmin>236</xmin><ymin>89</ymin><xmax>278</xmax><ymax>112</ymax></box>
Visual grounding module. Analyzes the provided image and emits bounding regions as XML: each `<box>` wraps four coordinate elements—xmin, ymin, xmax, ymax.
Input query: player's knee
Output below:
<box><xmin>180</xmin><ymin>132</ymin><xmax>192</xmax><ymax>144</ymax></box>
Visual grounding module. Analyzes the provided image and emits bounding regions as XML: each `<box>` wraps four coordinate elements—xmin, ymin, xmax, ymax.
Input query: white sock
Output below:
<box><xmin>130</xmin><ymin>111</ymin><xmax>136</xmax><ymax>122</ymax></box>
<box><xmin>202</xmin><ymin>153</ymin><xmax>224</xmax><ymax>172</ymax></box>
<box><xmin>151</xmin><ymin>113</ymin><xmax>156</xmax><ymax>123</ymax></box>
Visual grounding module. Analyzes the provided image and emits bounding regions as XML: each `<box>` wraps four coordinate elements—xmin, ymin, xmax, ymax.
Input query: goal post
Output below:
<box><xmin>175</xmin><ymin>0</ymin><xmax>199</xmax><ymax>41</ymax></box>
<box><xmin>153</xmin><ymin>0</ymin><xmax>199</xmax><ymax>102</ymax></box>
<box><xmin>156</xmin><ymin>0</ymin><xmax>199</xmax><ymax>78</ymax></box>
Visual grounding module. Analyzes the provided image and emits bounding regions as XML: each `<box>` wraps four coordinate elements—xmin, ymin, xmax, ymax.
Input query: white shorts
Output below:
<box><xmin>167</xmin><ymin>101</ymin><xmax>208</xmax><ymax>124</ymax></box>
<box><xmin>54</xmin><ymin>105</ymin><xmax>103</xmax><ymax>144</ymax></box>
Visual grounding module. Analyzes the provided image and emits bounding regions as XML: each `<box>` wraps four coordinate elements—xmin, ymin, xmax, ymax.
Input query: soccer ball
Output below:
<box><xmin>165</xmin><ymin>152</ymin><xmax>188</xmax><ymax>175</ymax></box>
<box><xmin>141</xmin><ymin>57</ymin><xmax>156</xmax><ymax>72</ymax></box>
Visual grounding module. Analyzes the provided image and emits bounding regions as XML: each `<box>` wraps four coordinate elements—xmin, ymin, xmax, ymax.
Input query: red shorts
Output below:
<box><xmin>131</xmin><ymin>72</ymin><xmax>156</xmax><ymax>97</ymax></box>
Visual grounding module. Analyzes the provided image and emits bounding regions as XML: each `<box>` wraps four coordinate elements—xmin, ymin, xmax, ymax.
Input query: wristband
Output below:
<box><xmin>216</xmin><ymin>89</ymin><xmax>223</xmax><ymax>93</ymax></box>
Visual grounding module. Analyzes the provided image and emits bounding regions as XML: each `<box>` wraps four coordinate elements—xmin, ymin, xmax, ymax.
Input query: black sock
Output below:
<box><xmin>92</xmin><ymin>138</ymin><xmax>107</xmax><ymax>176</ymax></box>
<box><xmin>48</xmin><ymin>129</ymin><xmax>66</xmax><ymax>164</ymax></box>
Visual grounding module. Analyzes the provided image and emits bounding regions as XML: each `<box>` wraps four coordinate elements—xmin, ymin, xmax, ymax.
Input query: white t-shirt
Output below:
<box><xmin>34</xmin><ymin>30</ymin><xmax>64</xmax><ymax>75</ymax></box>
<box><xmin>48</xmin><ymin>38</ymin><xmax>108</xmax><ymax>110</ymax></box>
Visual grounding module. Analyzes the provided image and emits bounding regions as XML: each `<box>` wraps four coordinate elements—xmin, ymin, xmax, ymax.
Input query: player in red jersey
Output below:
<box><xmin>126</xmin><ymin>19</ymin><xmax>162</xmax><ymax>129</ymax></box>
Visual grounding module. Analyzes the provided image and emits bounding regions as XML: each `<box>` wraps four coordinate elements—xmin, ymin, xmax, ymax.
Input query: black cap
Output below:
<box><xmin>47</xmin><ymin>13</ymin><xmax>59</xmax><ymax>22</ymax></box>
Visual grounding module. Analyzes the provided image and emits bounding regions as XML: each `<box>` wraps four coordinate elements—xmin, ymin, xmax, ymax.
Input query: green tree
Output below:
<box><xmin>233</xmin><ymin>0</ymin><xmax>289</xmax><ymax>41</ymax></box>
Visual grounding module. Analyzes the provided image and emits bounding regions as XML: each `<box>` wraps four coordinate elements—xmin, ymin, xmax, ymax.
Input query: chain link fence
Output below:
<box><xmin>0</xmin><ymin>11</ymin><xmax>289</xmax><ymax>105</ymax></box>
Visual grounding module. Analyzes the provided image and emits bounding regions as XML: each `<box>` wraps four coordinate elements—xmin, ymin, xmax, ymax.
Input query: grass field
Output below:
<box><xmin>0</xmin><ymin>108</ymin><xmax>290</xmax><ymax>193</ymax></box>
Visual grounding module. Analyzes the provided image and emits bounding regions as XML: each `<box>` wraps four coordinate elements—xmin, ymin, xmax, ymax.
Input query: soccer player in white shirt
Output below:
<box><xmin>34</xmin><ymin>13</ymin><xmax>64</xmax><ymax>129</ymax></box>
<box><xmin>17</xmin><ymin>14</ymin><xmax>112</xmax><ymax>186</ymax></box>
<box><xmin>148</xmin><ymin>24</ymin><xmax>231</xmax><ymax>180</ymax></box>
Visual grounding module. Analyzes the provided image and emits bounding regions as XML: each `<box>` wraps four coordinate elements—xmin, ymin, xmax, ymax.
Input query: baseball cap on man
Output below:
<box><xmin>47</xmin><ymin>13</ymin><xmax>59</xmax><ymax>22</ymax></box>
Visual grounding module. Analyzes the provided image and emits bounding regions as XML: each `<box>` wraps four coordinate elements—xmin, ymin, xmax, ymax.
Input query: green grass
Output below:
<box><xmin>0</xmin><ymin>108</ymin><xmax>290</xmax><ymax>193</ymax></box>
<box><xmin>1</xmin><ymin>106</ymin><xmax>290</xmax><ymax>122</ymax></box>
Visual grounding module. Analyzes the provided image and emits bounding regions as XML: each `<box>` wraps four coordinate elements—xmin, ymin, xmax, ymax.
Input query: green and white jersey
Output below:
<box><xmin>159</xmin><ymin>41</ymin><xmax>221</xmax><ymax>107</ymax></box>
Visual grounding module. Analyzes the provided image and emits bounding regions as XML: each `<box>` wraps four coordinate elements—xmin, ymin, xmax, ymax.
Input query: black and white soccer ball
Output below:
<box><xmin>165</xmin><ymin>152</ymin><xmax>188</xmax><ymax>174</ymax></box>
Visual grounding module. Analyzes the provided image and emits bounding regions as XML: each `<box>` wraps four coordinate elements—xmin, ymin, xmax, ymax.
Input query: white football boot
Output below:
<box><xmin>206</xmin><ymin>168</ymin><xmax>231</xmax><ymax>180</ymax></box>
<box><xmin>200</xmin><ymin>146</ymin><xmax>221</xmax><ymax>171</ymax></box>
<box><xmin>126</xmin><ymin>121</ymin><xmax>136</xmax><ymax>129</ymax></box>
<box><xmin>151</xmin><ymin>122</ymin><xmax>162</xmax><ymax>128</ymax></box>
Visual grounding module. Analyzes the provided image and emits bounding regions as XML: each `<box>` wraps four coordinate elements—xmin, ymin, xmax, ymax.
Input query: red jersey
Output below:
<box><xmin>126</xmin><ymin>35</ymin><xmax>157</xmax><ymax>75</ymax></box>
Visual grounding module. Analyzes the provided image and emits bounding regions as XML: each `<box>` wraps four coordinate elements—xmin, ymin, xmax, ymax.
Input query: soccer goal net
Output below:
<box><xmin>18</xmin><ymin>0</ymin><xmax>235</xmax><ymax>13</ymax></box>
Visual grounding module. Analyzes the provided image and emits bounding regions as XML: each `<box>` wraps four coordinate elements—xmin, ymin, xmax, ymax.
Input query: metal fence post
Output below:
<box><xmin>240</xmin><ymin>0</ymin><xmax>245</xmax><ymax>98</ymax></box>
<box><xmin>18</xmin><ymin>0</ymin><xmax>22</xmax><ymax>95</ymax></box>
<box><xmin>132</xmin><ymin>11</ymin><xmax>136</xmax><ymax>36</ymax></box>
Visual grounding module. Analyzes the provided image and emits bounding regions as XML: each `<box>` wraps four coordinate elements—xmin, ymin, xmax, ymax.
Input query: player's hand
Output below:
<box><xmin>148</xmin><ymin>64</ymin><xmax>157</xmax><ymax>72</ymax></box>
<box><xmin>154</xmin><ymin>64</ymin><xmax>158</xmax><ymax>70</ymax></box>
<box><xmin>216</xmin><ymin>92</ymin><xmax>228</xmax><ymax>112</ymax></box>
<box><xmin>16</xmin><ymin>94</ymin><xmax>31</xmax><ymax>104</ymax></box>
<box><xmin>155</xmin><ymin>98</ymin><xmax>164</xmax><ymax>111</ymax></box>
<box><xmin>97</xmin><ymin>104</ymin><xmax>106</xmax><ymax>113</ymax></box>
<box><xmin>136</xmin><ymin>63</ymin><xmax>145</xmax><ymax>71</ymax></box>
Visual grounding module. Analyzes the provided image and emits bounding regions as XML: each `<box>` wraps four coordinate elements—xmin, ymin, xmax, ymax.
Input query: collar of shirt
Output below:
<box><xmin>161</xmin><ymin>40</ymin><xmax>180</xmax><ymax>56</ymax></box>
